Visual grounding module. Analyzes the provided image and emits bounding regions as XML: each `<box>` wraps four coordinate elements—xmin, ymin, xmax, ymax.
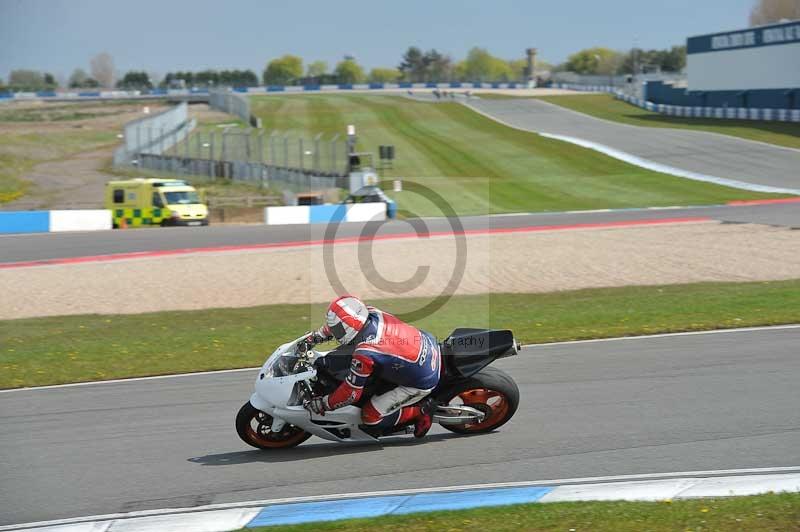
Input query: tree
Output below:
<box><xmin>508</xmin><ymin>59</ymin><xmax>528</xmax><ymax>81</ymax></box>
<box><xmin>460</xmin><ymin>47</ymin><xmax>513</xmax><ymax>82</ymax></box>
<box><xmin>619</xmin><ymin>46</ymin><xmax>685</xmax><ymax>74</ymax></box>
<box><xmin>750</xmin><ymin>0</ymin><xmax>800</xmax><ymax>25</ymax></box>
<box><xmin>368</xmin><ymin>68</ymin><xmax>401</xmax><ymax>83</ymax></box>
<box><xmin>334</xmin><ymin>58</ymin><xmax>366</xmax><ymax>84</ymax></box>
<box><xmin>90</xmin><ymin>52</ymin><xmax>115</xmax><ymax>88</ymax></box>
<box><xmin>564</xmin><ymin>47</ymin><xmax>621</xmax><ymax>75</ymax></box>
<box><xmin>8</xmin><ymin>70</ymin><xmax>46</xmax><ymax>91</ymax></box>
<box><xmin>68</xmin><ymin>68</ymin><xmax>89</xmax><ymax>88</ymax></box>
<box><xmin>263</xmin><ymin>55</ymin><xmax>303</xmax><ymax>85</ymax></box>
<box><xmin>398</xmin><ymin>46</ymin><xmax>427</xmax><ymax>82</ymax></box>
<box><xmin>306</xmin><ymin>60</ymin><xmax>328</xmax><ymax>80</ymax></box>
<box><xmin>117</xmin><ymin>71</ymin><xmax>152</xmax><ymax>89</ymax></box>
<box><xmin>43</xmin><ymin>73</ymin><xmax>57</xmax><ymax>88</ymax></box>
<box><xmin>424</xmin><ymin>49</ymin><xmax>452</xmax><ymax>82</ymax></box>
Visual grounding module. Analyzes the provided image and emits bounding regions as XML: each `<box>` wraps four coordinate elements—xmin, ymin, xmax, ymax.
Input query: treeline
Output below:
<box><xmin>159</xmin><ymin>69</ymin><xmax>260</xmax><ymax>88</ymax></box>
<box><xmin>561</xmin><ymin>46</ymin><xmax>686</xmax><ymax>76</ymax></box>
<box><xmin>3</xmin><ymin>43</ymin><xmax>687</xmax><ymax>93</ymax></box>
<box><xmin>2</xmin><ymin>70</ymin><xmax>58</xmax><ymax>91</ymax></box>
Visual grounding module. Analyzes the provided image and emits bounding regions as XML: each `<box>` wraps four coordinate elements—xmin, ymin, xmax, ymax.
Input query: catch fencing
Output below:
<box><xmin>112</xmin><ymin>102</ymin><xmax>196</xmax><ymax>165</ymax></box>
<box><xmin>209</xmin><ymin>89</ymin><xmax>259</xmax><ymax>127</ymax></box>
<box><xmin>134</xmin><ymin>128</ymin><xmax>349</xmax><ymax>191</ymax></box>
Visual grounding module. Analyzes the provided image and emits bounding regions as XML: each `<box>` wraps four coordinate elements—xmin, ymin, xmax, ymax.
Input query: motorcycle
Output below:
<box><xmin>235</xmin><ymin>328</ymin><xmax>521</xmax><ymax>449</ymax></box>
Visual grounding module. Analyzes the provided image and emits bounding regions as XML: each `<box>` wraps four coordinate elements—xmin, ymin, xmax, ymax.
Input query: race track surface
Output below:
<box><xmin>1</xmin><ymin>327</ymin><xmax>799</xmax><ymax>525</ymax></box>
<box><xmin>467</xmin><ymin>98</ymin><xmax>800</xmax><ymax>191</ymax></box>
<box><xmin>1</xmin><ymin>201</ymin><xmax>799</xmax><ymax>264</ymax></box>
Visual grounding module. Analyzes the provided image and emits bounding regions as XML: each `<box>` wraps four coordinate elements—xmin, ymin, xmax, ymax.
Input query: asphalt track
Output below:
<box><xmin>2</xmin><ymin>201</ymin><xmax>799</xmax><ymax>265</ymax></box>
<box><xmin>1</xmin><ymin>326</ymin><xmax>799</xmax><ymax>526</ymax></box>
<box><xmin>466</xmin><ymin>98</ymin><xmax>800</xmax><ymax>191</ymax></box>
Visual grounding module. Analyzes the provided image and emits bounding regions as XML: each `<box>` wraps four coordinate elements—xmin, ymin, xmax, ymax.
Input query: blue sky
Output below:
<box><xmin>0</xmin><ymin>0</ymin><xmax>756</xmax><ymax>81</ymax></box>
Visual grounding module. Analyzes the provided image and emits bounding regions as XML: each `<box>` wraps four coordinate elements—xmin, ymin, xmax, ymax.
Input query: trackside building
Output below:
<box><xmin>645</xmin><ymin>20</ymin><xmax>800</xmax><ymax>109</ymax></box>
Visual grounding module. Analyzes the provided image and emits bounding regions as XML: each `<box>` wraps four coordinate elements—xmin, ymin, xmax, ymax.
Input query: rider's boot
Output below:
<box><xmin>413</xmin><ymin>398</ymin><xmax>435</xmax><ymax>438</ymax></box>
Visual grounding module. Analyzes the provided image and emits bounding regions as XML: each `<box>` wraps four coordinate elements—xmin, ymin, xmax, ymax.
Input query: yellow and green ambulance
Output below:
<box><xmin>105</xmin><ymin>178</ymin><xmax>209</xmax><ymax>228</ymax></box>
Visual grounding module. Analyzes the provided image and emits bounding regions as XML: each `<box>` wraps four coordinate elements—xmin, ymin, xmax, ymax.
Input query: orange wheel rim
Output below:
<box><xmin>247</xmin><ymin>412</ymin><xmax>307</xmax><ymax>448</ymax></box>
<box><xmin>453</xmin><ymin>388</ymin><xmax>509</xmax><ymax>432</ymax></box>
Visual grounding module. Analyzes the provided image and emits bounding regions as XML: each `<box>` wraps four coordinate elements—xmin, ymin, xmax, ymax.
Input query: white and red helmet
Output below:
<box><xmin>324</xmin><ymin>295</ymin><xmax>369</xmax><ymax>344</ymax></box>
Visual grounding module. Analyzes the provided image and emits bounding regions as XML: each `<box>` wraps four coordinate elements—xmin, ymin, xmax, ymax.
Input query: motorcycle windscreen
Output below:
<box><xmin>442</xmin><ymin>328</ymin><xmax>516</xmax><ymax>378</ymax></box>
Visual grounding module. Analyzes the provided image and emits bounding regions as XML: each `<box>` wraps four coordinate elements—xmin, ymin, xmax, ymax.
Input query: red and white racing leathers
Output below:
<box><xmin>322</xmin><ymin>308</ymin><xmax>441</xmax><ymax>430</ymax></box>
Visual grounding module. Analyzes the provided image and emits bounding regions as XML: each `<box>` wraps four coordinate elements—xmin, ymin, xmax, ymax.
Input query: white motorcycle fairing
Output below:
<box><xmin>248</xmin><ymin>337</ymin><xmax>380</xmax><ymax>443</ymax></box>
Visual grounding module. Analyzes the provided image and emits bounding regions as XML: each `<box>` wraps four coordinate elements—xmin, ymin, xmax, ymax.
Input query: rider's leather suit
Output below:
<box><xmin>323</xmin><ymin>308</ymin><xmax>441</xmax><ymax>429</ymax></box>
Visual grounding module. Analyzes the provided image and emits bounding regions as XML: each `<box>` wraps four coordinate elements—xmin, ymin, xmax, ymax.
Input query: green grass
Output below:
<box><xmin>537</xmin><ymin>93</ymin><xmax>800</xmax><ymax>150</ymax></box>
<box><xmin>243</xmin><ymin>492</ymin><xmax>800</xmax><ymax>531</ymax></box>
<box><xmin>0</xmin><ymin>130</ymin><xmax>118</xmax><ymax>203</ymax></box>
<box><xmin>0</xmin><ymin>101</ymin><xmax>143</xmax><ymax>123</ymax></box>
<box><xmin>2</xmin><ymin>280</ymin><xmax>799</xmax><ymax>389</ymax></box>
<box><xmin>248</xmin><ymin>94</ymin><xmax>786</xmax><ymax>216</ymax></box>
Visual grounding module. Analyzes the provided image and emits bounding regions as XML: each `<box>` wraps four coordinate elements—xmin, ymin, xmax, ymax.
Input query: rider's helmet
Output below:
<box><xmin>325</xmin><ymin>295</ymin><xmax>369</xmax><ymax>344</ymax></box>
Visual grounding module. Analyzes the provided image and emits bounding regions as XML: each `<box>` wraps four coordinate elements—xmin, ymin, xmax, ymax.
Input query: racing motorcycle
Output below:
<box><xmin>235</xmin><ymin>328</ymin><xmax>520</xmax><ymax>449</ymax></box>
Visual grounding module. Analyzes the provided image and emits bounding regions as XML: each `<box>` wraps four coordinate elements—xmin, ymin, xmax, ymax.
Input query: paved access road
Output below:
<box><xmin>2</xmin><ymin>201</ymin><xmax>799</xmax><ymax>265</ymax></box>
<box><xmin>467</xmin><ymin>98</ymin><xmax>800</xmax><ymax>192</ymax></box>
<box><xmin>1</xmin><ymin>327</ymin><xmax>799</xmax><ymax>525</ymax></box>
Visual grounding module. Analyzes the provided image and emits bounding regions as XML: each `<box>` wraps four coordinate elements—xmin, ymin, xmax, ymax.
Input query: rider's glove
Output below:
<box><xmin>304</xmin><ymin>395</ymin><xmax>329</xmax><ymax>416</ymax></box>
<box><xmin>298</xmin><ymin>327</ymin><xmax>332</xmax><ymax>353</ymax></box>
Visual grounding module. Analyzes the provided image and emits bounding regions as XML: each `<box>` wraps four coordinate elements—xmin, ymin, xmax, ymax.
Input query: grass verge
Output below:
<box><xmin>2</xmin><ymin>280</ymin><xmax>799</xmax><ymax>389</ymax></box>
<box><xmin>242</xmin><ymin>492</ymin><xmax>800</xmax><ymax>531</ymax></box>
<box><xmin>537</xmin><ymin>93</ymin><xmax>800</xmax><ymax>150</ymax></box>
<box><xmin>248</xmin><ymin>94</ymin><xmax>785</xmax><ymax>216</ymax></box>
<box><xmin>0</xmin><ymin>130</ymin><xmax>118</xmax><ymax>203</ymax></box>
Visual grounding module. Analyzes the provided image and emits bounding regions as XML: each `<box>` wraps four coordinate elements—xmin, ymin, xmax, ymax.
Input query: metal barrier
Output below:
<box><xmin>113</xmin><ymin>102</ymin><xmax>196</xmax><ymax>165</ymax></box>
<box><xmin>209</xmin><ymin>89</ymin><xmax>257</xmax><ymax>126</ymax></box>
<box><xmin>136</xmin><ymin>153</ymin><xmax>342</xmax><ymax>191</ymax></box>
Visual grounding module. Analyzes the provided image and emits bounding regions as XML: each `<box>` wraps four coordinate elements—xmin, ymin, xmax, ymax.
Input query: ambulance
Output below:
<box><xmin>105</xmin><ymin>178</ymin><xmax>209</xmax><ymax>228</ymax></box>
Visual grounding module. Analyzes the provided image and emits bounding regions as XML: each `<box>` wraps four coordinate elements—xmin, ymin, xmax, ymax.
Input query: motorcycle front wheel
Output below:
<box><xmin>235</xmin><ymin>402</ymin><xmax>312</xmax><ymax>450</ymax></box>
<box><xmin>436</xmin><ymin>367</ymin><xmax>520</xmax><ymax>434</ymax></box>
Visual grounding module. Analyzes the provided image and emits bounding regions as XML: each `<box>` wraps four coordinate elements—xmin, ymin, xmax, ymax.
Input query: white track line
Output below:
<box><xmin>3</xmin><ymin>466</ymin><xmax>798</xmax><ymax>531</ymax></box>
<box><xmin>2</xmin><ymin>323</ymin><xmax>798</xmax><ymax>394</ymax></box>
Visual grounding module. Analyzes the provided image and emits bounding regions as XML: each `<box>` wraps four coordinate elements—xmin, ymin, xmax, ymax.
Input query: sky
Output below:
<box><xmin>0</xmin><ymin>0</ymin><xmax>757</xmax><ymax>82</ymax></box>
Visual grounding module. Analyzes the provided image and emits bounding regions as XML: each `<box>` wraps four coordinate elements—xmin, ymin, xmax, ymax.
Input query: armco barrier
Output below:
<box><xmin>264</xmin><ymin>203</ymin><xmax>386</xmax><ymax>225</ymax></box>
<box><xmin>0</xmin><ymin>210</ymin><xmax>112</xmax><ymax>234</ymax></box>
<box><xmin>0</xmin><ymin>82</ymin><xmax>527</xmax><ymax>102</ymax></box>
<box><xmin>615</xmin><ymin>92</ymin><xmax>800</xmax><ymax>123</ymax></box>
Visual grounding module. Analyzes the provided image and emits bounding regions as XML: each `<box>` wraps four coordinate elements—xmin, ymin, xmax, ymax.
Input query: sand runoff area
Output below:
<box><xmin>3</xmin><ymin>220</ymin><xmax>800</xmax><ymax>319</ymax></box>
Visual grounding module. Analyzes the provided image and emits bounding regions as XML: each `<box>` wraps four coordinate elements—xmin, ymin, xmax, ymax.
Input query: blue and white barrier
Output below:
<box><xmin>549</xmin><ymin>84</ymin><xmax>800</xmax><ymax>123</ymax></box>
<box><xmin>616</xmin><ymin>92</ymin><xmax>800</xmax><ymax>123</ymax></box>
<box><xmin>0</xmin><ymin>82</ymin><xmax>527</xmax><ymax>103</ymax></box>
<box><xmin>0</xmin><ymin>210</ymin><xmax>111</xmax><ymax>235</ymax></box>
<box><xmin>264</xmin><ymin>203</ymin><xmax>386</xmax><ymax>225</ymax></box>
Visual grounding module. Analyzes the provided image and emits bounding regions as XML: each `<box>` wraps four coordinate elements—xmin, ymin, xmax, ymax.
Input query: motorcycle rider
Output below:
<box><xmin>302</xmin><ymin>295</ymin><xmax>440</xmax><ymax>438</ymax></box>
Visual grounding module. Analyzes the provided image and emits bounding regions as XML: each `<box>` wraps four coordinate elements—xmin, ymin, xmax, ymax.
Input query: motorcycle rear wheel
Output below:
<box><xmin>236</xmin><ymin>402</ymin><xmax>312</xmax><ymax>450</ymax></box>
<box><xmin>436</xmin><ymin>367</ymin><xmax>519</xmax><ymax>434</ymax></box>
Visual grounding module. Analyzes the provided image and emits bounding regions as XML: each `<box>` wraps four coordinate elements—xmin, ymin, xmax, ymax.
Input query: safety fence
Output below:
<box><xmin>209</xmin><ymin>89</ymin><xmax>259</xmax><ymax>127</ymax></box>
<box><xmin>112</xmin><ymin>102</ymin><xmax>196</xmax><ymax>165</ymax></box>
<box><xmin>130</xmin><ymin>127</ymin><xmax>348</xmax><ymax>191</ymax></box>
<box><xmin>615</xmin><ymin>92</ymin><xmax>800</xmax><ymax>122</ymax></box>
<box><xmin>136</xmin><ymin>153</ymin><xmax>343</xmax><ymax>191</ymax></box>
<box><xmin>550</xmin><ymin>84</ymin><xmax>800</xmax><ymax>123</ymax></box>
<box><xmin>0</xmin><ymin>81</ymin><xmax>530</xmax><ymax>102</ymax></box>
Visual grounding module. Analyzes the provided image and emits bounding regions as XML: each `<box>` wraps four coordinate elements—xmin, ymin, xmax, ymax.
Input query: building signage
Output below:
<box><xmin>688</xmin><ymin>20</ymin><xmax>800</xmax><ymax>54</ymax></box>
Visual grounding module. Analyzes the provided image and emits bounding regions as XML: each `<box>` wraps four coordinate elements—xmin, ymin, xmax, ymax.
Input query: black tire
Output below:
<box><xmin>235</xmin><ymin>402</ymin><xmax>311</xmax><ymax>450</ymax></box>
<box><xmin>435</xmin><ymin>367</ymin><xmax>519</xmax><ymax>434</ymax></box>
